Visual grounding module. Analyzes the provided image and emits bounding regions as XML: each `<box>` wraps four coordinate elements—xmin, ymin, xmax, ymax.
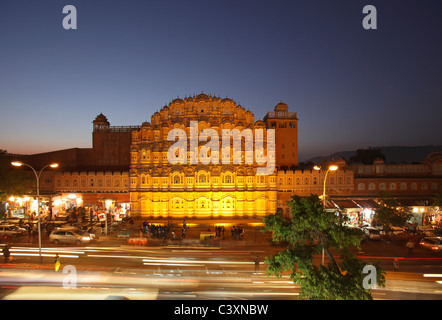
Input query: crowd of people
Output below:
<box><xmin>138</xmin><ymin>221</ymin><xmax>247</xmax><ymax>241</ymax></box>
<box><xmin>141</xmin><ymin>221</ymin><xmax>176</xmax><ymax>240</ymax></box>
<box><xmin>231</xmin><ymin>225</ymin><xmax>244</xmax><ymax>240</ymax></box>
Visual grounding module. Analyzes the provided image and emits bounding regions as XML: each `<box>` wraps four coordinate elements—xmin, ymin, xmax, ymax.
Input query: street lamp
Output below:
<box><xmin>313</xmin><ymin>164</ymin><xmax>338</xmax><ymax>264</ymax></box>
<box><xmin>11</xmin><ymin>161</ymin><xmax>59</xmax><ymax>264</ymax></box>
<box><xmin>313</xmin><ymin>164</ymin><xmax>338</xmax><ymax>207</ymax></box>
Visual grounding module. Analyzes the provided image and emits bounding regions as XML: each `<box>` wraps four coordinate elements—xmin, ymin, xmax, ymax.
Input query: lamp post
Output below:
<box><xmin>314</xmin><ymin>165</ymin><xmax>338</xmax><ymax>207</ymax></box>
<box><xmin>11</xmin><ymin>161</ymin><xmax>59</xmax><ymax>264</ymax></box>
<box><xmin>313</xmin><ymin>164</ymin><xmax>338</xmax><ymax>264</ymax></box>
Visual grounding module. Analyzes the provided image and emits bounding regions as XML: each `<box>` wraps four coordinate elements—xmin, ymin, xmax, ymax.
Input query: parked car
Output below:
<box><xmin>363</xmin><ymin>227</ymin><xmax>382</xmax><ymax>240</ymax></box>
<box><xmin>49</xmin><ymin>228</ymin><xmax>95</xmax><ymax>245</ymax></box>
<box><xmin>390</xmin><ymin>226</ymin><xmax>405</xmax><ymax>235</ymax></box>
<box><xmin>419</xmin><ymin>237</ymin><xmax>442</xmax><ymax>253</ymax></box>
<box><xmin>0</xmin><ymin>225</ymin><xmax>27</xmax><ymax>237</ymax></box>
<box><xmin>418</xmin><ymin>225</ymin><xmax>436</xmax><ymax>237</ymax></box>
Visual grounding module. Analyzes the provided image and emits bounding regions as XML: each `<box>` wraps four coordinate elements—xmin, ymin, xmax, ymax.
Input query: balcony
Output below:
<box><xmin>264</xmin><ymin>111</ymin><xmax>298</xmax><ymax>120</ymax></box>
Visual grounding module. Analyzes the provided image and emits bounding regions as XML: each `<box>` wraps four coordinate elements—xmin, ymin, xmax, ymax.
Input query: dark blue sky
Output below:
<box><xmin>0</xmin><ymin>0</ymin><xmax>441</xmax><ymax>162</ymax></box>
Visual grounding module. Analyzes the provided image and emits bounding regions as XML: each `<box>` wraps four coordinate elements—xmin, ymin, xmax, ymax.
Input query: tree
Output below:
<box><xmin>375</xmin><ymin>191</ymin><xmax>413</xmax><ymax>230</ymax></box>
<box><xmin>432</xmin><ymin>184</ymin><xmax>442</xmax><ymax>209</ymax></box>
<box><xmin>263</xmin><ymin>194</ymin><xmax>385</xmax><ymax>300</ymax></box>
<box><xmin>0</xmin><ymin>150</ymin><xmax>33</xmax><ymax>201</ymax></box>
<box><xmin>349</xmin><ymin>147</ymin><xmax>385</xmax><ymax>165</ymax></box>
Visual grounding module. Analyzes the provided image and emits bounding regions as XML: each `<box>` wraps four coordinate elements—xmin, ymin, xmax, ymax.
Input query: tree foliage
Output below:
<box><xmin>0</xmin><ymin>150</ymin><xmax>33</xmax><ymax>200</ymax></box>
<box><xmin>375</xmin><ymin>191</ymin><xmax>413</xmax><ymax>229</ymax></box>
<box><xmin>349</xmin><ymin>147</ymin><xmax>385</xmax><ymax>165</ymax></box>
<box><xmin>432</xmin><ymin>184</ymin><xmax>442</xmax><ymax>209</ymax></box>
<box><xmin>264</xmin><ymin>194</ymin><xmax>385</xmax><ymax>300</ymax></box>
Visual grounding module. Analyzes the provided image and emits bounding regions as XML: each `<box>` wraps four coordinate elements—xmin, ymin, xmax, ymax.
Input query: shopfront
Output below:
<box><xmin>4</xmin><ymin>196</ymin><xmax>51</xmax><ymax>220</ymax></box>
<box><xmin>353</xmin><ymin>200</ymin><xmax>379</xmax><ymax>227</ymax></box>
<box><xmin>332</xmin><ymin>200</ymin><xmax>361</xmax><ymax>227</ymax></box>
<box><xmin>52</xmin><ymin>193</ymin><xmax>83</xmax><ymax>219</ymax></box>
<box><xmin>52</xmin><ymin>193</ymin><xmax>130</xmax><ymax>222</ymax></box>
<box><xmin>324</xmin><ymin>199</ymin><xmax>379</xmax><ymax>228</ymax></box>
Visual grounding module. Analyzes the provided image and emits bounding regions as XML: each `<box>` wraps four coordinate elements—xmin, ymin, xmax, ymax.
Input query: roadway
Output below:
<box><xmin>0</xmin><ymin>237</ymin><xmax>441</xmax><ymax>300</ymax></box>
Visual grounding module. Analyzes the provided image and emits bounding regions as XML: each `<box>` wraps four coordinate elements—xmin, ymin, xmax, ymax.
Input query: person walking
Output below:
<box><xmin>3</xmin><ymin>244</ymin><xmax>11</xmax><ymax>263</ymax></box>
<box><xmin>254</xmin><ymin>255</ymin><xmax>260</xmax><ymax>273</ymax></box>
<box><xmin>393</xmin><ymin>258</ymin><xmax>400</xmax><ymax>272</ymax></box>
<box><xmin>406</xmin><ymin>239</ymin><xmax>415</xmax><ymax>255</ymax></box>
<box><xmin>182</xmin><ymin>227</ymin><xmax>186</xmax><ymax>239</ymax></box>
<box><xmin>54</xmin><ymin>254</ymin><xmax>61</xmax><ymax>272</ymax></box>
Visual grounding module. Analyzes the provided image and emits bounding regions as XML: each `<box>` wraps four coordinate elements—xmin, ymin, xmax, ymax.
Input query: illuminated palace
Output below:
<box><xmin>129</xmin><ymin>94</ymin><xmax>297</xmax><ymax>220</ymax></box>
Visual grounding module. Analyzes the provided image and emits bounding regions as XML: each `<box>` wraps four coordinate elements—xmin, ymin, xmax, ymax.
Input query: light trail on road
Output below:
<box><xmin>1</xmin><ymin>242</ymin><xmax>442</xmax><ymax>300</ymax></box>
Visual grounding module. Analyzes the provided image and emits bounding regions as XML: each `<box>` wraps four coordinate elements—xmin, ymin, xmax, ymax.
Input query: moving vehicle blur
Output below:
<box><xmin>49</xmin><ymin>228</ymin><xmax>95</xmax><ymax>245</ymax></box>
<box><xmin>419</xmin><ymin>237</ymin><xmax>442</xmax><ymax>253</ymax></box>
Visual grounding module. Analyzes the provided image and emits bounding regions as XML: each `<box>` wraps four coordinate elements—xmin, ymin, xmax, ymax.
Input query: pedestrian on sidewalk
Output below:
<box><xmin>182</xmin><ymin>227</ymin><xmax>186</xmax><ymax>239</ymax></box>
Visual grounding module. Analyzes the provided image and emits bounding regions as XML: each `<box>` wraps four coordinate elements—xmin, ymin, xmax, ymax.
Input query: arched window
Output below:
<box><xmin>199</xmin><ymin>173</ymin><xmax>207</xmax><ymax>184</ymax></box>
<box><xmin>173</xmin><ymin>174</ymin><xmax>181</xmax><ymax>184</ymax></box>
<box><xmin>222</xmin><ymin>197</ymin><xmax>235</xmax><ymax>209</ymax></box>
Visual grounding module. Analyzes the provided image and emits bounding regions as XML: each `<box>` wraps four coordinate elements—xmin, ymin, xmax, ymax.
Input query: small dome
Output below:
<box><xmin>254</xmin><ymin>120</ymin><xmax>266</xmax><ymax>127</ymax></box>
<box><xmin>196</xmin><ymin>93</ymin><xmax>209</xmax><ymax>101</ymax></box>
<box><xmin>93</xmin><ymin>113</ymin><xmax>109</xmax><ymax>125</ymax></box>
<box><xmin>274</xmin><ymin>102</ymin><xmax>288</xmax><ymax>112</ymax></box>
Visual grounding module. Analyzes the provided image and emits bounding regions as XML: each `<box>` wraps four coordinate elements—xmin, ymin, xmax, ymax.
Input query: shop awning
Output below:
<box><xmin>323</xmin><ymin>200</ymin><xmax>336</xmax><ymax>209</ymax></box>
<box><xmin>353</xmin><ymin>199</ymin><xmax>379</xmax><ymax>209</ymax></box>
<box><xmin>63</xmin><ymin>193</ymin><xmax>130</xmax><ymax>205</ymax></box>
<box><xmin>331</xmin><ymin>200</ymin><xmax>359</xmax><ymax>209</ymax></box>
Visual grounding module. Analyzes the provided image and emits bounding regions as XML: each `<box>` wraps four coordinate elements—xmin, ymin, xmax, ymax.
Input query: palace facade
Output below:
<box><xmin>129</xmin><ymin>94</ymin><xmax>278</xmax><ymax>219</ymax></box>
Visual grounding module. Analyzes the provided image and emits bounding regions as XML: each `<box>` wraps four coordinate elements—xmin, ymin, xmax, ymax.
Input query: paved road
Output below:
<box><xmin>0</xmin><ymin>237</ymin><xmax>441</xmax><ymax>300</ymax></box>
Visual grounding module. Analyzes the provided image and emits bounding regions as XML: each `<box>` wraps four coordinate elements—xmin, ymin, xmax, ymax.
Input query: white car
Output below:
<box><xmin>49</xmin><ymin>228</ymin><xmax>95</xmax><ymax>245</ymax></box>
<box><xmin>419</xmin><ymin>237</ymin><xmax>442</xmax><ymax>253</ymax></box>
<box><xmin>418</xmin><ymin>226</ymin><xmax>436</xmax><ymax>237</ymax></box>
<box><xmin>390</xmin><ymin>226</ymin><xmax>405</xmax><ymax>235</ymax></box>
<box><xmin>0</xmin><ymin>225</ymin><xmax>27</xmax><ymax>237</ymax></box>
<box><xmin>363</xmin><ymin>227</ymin><xmax>382</xmax><ymax>240</ymax></box>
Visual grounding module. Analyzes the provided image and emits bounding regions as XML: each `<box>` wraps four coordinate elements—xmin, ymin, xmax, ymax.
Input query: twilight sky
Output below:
<box><xmin>0</xmin><ymin>0</ymin><xmax>441</xmax><ymax>162</ymax></box>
